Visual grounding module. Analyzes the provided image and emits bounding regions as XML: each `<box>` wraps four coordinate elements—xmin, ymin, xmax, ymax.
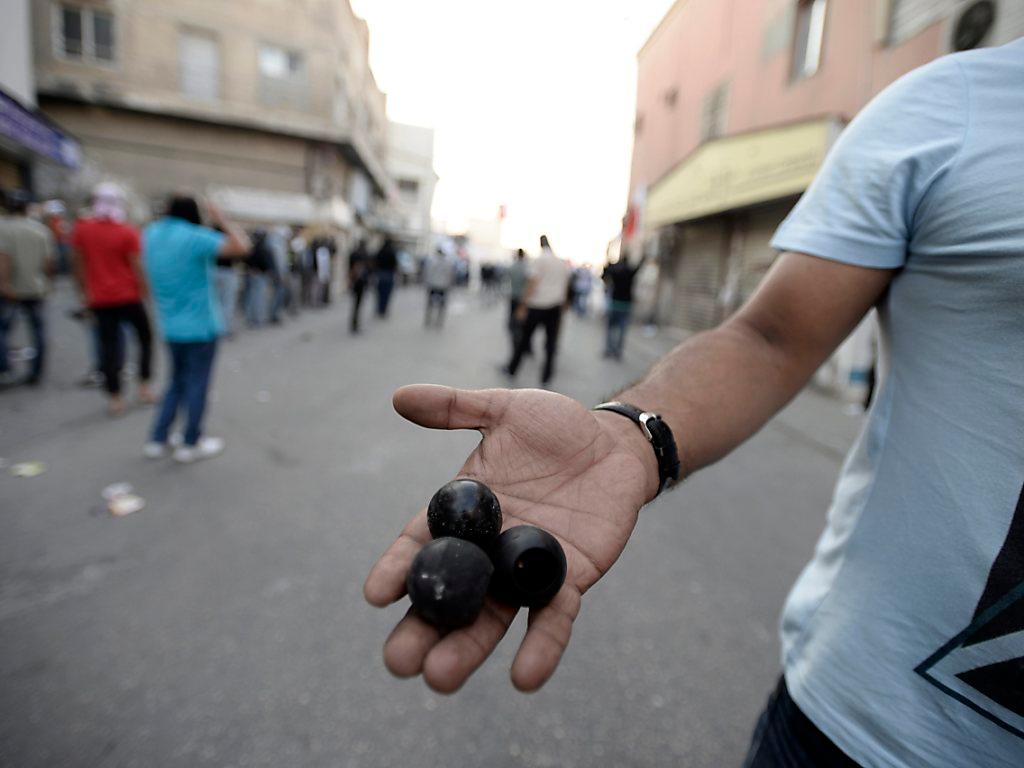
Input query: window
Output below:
<box><xmin>791</xmin><ymin>0</ymin><xmax>827</xmax><ymax>80</ymax></box>
<box><xmin>56</xmin><ymin>5</ymin><xmax>116</xmax><ymax>62</ymax></box>
<box><xmin>397</xmin><ymin>178</ymin><xmax>420</xmax><ymax>198</ymax></box>
<box><xmin>258</xmin><ymin>44</ymin><xmax>307</xmax><ymax>108</ymax></box>
<box><xmin>700</xmin><ymin>82</ymin><xmax>729</xmax><ymax>141</ymax></box>
<box><xmin>179</xmin><ymin>30</ymin><xmax>220</xmax><ymax>102</ymax></box>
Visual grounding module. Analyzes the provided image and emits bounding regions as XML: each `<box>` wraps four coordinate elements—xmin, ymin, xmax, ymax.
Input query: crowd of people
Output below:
<box><xmin>1</xmin><ymin>181</ymin><xmax>652</xmax><ymax>461</ymax></box>
<box><xmin>0</xmin><ymin>184</ymin><xmax>427</xmax><ymax>463</ymax></box>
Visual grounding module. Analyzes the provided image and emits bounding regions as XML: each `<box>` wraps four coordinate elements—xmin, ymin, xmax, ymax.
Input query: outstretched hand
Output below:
<box><xmin>364</xmin><ymin>384</ymin><xmax>658</xmax><ymax>693</ymax></box>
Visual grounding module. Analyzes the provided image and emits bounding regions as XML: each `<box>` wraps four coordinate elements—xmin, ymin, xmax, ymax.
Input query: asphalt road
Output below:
<box><xmin>0</xmin><ymin>282</ymin><xmax>862</xmax><ymax>767</ymax></box>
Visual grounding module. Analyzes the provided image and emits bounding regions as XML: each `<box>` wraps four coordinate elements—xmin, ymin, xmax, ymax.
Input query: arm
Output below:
<box><xmin>206</xmin><ymin>202</ymin><xmax>251</xmax><ymax>258</ymax></box>
<box><xmin>364</xmin><ymin>251</ymin><xmax>893</xmax><ymax>694</ymax></box>
<box><xmin>614</xmin><ymin>251</ymin><xmax>894</xmax><ymax>481</ymax></box>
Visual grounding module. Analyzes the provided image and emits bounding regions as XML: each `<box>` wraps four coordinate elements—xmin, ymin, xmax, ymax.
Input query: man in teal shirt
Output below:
<box><xmin>142</xmin><ymin>196</ymin><xmax>249</xmax><ymax>463</ymax></box>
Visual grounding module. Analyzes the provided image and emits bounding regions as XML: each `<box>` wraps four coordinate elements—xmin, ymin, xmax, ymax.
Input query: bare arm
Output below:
<box><xmin>604</xmin><ymin>251</ymin><xmax>895</xmax><ymax>492</ymax></box>
<box><xmin>206</xmin><ymin>202</ymin><xmax>251</xmax><ymax>258</ymax></box>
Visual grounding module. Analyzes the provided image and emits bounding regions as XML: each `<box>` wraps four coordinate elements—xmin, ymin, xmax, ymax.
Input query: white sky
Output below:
<box><xmin>349</xmin><ymin>0</ymin><xmax>677</xmax><ymax>264</ymax></box>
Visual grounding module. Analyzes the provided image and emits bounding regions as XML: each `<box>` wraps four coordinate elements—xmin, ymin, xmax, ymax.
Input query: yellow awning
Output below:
<box><xmin>645</xmin><ymin>117</ymin><xmax>839</xmax><ymax>228</ymax></box>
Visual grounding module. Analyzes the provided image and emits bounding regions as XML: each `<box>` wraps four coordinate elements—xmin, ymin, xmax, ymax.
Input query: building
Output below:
<box><xmin>30</xmin><ymin>0</ymin><xmax>393</xmax><ymax>238</ymax></box>
<box><xmin>628</xmin><ymin>0</ymin><xmax>1023</xmax><ymax>395</ymax></box>
<box><xmin>0</xmin><ymin>0</ymin><xmax>80</xmax><ymax>192</ymax></box>
<box><xmin>386</xmin><ymin>121</ymin><xmax>437</xmax><ymax>256</ymax></box>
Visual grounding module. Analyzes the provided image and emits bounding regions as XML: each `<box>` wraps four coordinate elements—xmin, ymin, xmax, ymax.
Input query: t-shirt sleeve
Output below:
<box><xmin>771</xmin><ymin>56</ymin><xmax>968</xmax><ymax>269</ymax></box>
<box><xmin>190</xmin><ymin>225</ymin><xmax>227</xmax><ymax>263</ymax></box>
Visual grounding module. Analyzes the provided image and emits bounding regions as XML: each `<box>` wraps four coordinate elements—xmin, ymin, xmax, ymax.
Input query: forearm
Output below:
<box><xmin>603</xmin><ymin>252</ymin><xmax>894</xmax><ymax>494</ymax></box>
<box><xmin>615</xmin><ymin>317</ymin><xmax>814</xmax><ymax>482</ymax></box>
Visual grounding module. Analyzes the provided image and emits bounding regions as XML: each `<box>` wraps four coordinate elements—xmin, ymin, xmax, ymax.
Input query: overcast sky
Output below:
<box><xmin>349</xmin><ymin>0</ymin><xmax>677</xmax><ymax>264</ymax></box>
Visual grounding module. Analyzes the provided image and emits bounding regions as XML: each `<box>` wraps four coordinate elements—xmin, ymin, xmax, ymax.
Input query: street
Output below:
<box><xmin>0</xmin><ymin>283</ymin><xmax>862</xmax><ymax>767</ymax></box>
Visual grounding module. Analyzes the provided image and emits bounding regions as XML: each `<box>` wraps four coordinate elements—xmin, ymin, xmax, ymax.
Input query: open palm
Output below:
<box><xmin>364</xmin><ymin>383</ymin><xmax>655</xmax><ymax>693</ymax></box>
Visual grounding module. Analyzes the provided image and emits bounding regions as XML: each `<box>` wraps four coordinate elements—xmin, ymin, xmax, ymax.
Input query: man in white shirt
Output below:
<box><xmin>504</xmin><ymin>235</ymin><xmax>570</xmax><ymax>385</ymax></box>
<box><xmin>424</xmin><ymin>246</ymin><xmax>458</xmax><ymax>328</ymax></box>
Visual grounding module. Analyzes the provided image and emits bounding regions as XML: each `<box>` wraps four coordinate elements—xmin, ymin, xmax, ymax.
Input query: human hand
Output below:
<box><xmin>364</xmin><ymin>384</ymin><xmax>659</xmax><ymax>693</ymax></box>
<box><xmin>514</xmin><ymin>304</ymin><xmax>528</xmax><ymax>323</ymax></box>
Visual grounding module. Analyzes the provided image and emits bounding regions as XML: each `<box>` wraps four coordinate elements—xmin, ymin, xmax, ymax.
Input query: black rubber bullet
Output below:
<box><xmin>427</xmin><ymin>479</ymin><xmax>502</xmax><ymax>548</ymax></box>
<box><xmin>406</xmin><ymin>537</ymin><xmax>494</xmax><ymax>629</ymax></box>
<box><xmin>490</xmin><ymin>525</ymin><xmax>567</xmax><ymax>608</ymax></box>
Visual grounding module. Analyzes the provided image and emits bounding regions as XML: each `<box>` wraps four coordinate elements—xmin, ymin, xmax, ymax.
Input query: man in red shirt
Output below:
<box><xmin>71</xmin><ymin>183</ymin><xmax>154</xmax><ymax>415</ymax></box>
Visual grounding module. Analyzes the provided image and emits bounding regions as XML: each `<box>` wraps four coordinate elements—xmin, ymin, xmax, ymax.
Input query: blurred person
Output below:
<box><xmin>214</xmin><ymin>228</ymin><xmax>241</xmax><ymax>337</ymax></box>
<box><xmin>0</xmin><ymin>191</ymin><xmax>56</xmax><ymax>387</ymax></box>
<box><xmin>315</xmin><ymin>237</ymin><xmax>335</xmax><ymax>306</ymax></box>
<box><xmin>601</xmin><ymin>252</ymin><xmax>647</xmax><ymax>361</ymax></box>
<box><xmin>142</xmin><ymin>196</ymin><xmax>249</xmax><ymax>463</ymax></box>
<box><xmin>423</xmin><ymin>245</ymin><xmax>457</xmax><ymax>328</ymax></box>
<box><xmin>70</xmin><ymin>182</ymin><xmax>155</xmax><ymax>415</ymax></box>
<box><xmin>506</xmin><ymin>248</ymin><xmax>532</xmax><ymax>355</ymax></box>
<box><xmin>244</xmin><ymin>229</ymin><xmax>273</xmax><ymax>328</ymax></box>
<box><xmin>42</xmin><ymin>200</ymin><xmax>71</xmax><ymax>274</ymax></box>
<box><xmin>366</xmin><ymin>43</ymin><xmax>1024</xmax><ymax>768</ymax></box>
<box><xmin>504</xmin><ymin>234</ymin><xmax>570</xmax><ymax>386</ymax></box>
<box><xmin>267</xmin><ymin>226</ymin><xmax>290</xmax><ymax>324</ymax></box>
<box><xmin>571</xmin><ymin>266</ymin><xmax>593</xmax><ymax>316</ymax></box>
<box><xmin>348</xmin><ymin>239</ymin><xmax>371</xmax><ymax>333</ymax></box>
<box><xmin>374</xmin><ymin>236</ymin><xmax>399</xmax><ymax>317</ymax></box>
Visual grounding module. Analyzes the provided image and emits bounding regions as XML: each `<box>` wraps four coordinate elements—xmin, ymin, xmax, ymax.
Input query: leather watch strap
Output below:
<box><xmin>593</xmin><ymin>401</ymin><xmax>681</xmax><ymax>496</ymax></box>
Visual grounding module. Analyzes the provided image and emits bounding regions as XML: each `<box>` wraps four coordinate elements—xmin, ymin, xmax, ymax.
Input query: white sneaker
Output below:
<box><xmin>173</xmin><ymin>436</ymin><xmax>225</xmax><ymax>464</ymax></box>
<box><xmin>143</xmin><ymin>442</ymin><xmax>168</xmax><ymax>459</ymax></box>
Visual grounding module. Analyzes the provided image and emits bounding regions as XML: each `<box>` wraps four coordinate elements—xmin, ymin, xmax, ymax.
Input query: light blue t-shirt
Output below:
<box><xmin>143</xmin><ymin>217</ymin><xmax>226</xmax><ymax>342</ymax></box>
<box><xmin>772</xmin><ymin>39</ymin><xmax>1023</xmax><ymax>767</ymax></box>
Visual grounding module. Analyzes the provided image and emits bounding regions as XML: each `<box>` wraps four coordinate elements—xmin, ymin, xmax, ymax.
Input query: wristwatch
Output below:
<box><xmin>593</xmin><ymin>401</ymin><xmax>681</xmax><ymax>496</ymax></box>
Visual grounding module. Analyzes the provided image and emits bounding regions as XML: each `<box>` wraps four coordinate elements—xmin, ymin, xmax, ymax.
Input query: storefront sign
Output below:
<box><xmin>646</xmin><ymin>117</ymin><xmax>838</xmax><ymax>228</ymax></box>
<box><xmin>0</xmin><ymin>88</ymin><xmax>81</xmax><ymax>168</ymax></box>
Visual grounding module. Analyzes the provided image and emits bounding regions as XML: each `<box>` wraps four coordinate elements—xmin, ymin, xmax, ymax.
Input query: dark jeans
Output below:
<box><xmin>742</xmin><ymin>678</ymin><xmax>860</xmax><ymax>768</ymax></box>
<box><xmin>94</xmin><ymin>302</ymin><xmax>153</xmax><ymax>395</ymax></box>
<box><xmin>507</xmin><ymin>297</ymin><xmax>532</xmax><ymax>354</ymax></box>
<box><xmin>425</xmin><ymin>287</ymin><xmax>448</xmax><ymax>327</ymax></box>
<box><xmin>375</xmin><ymin>271</ymin><xmax>395</xmax><ymax>316</ymax></box>
<box><xmin>507</xmin><ymin>305</ymin><xmax>562</xmax><ymax>384</ymax></box>
<box><xmin>605</xmin><ymin>302</ymin><xmax>632</xmax><ymax>359</ymax></box>
<box><xmin>151</xmin><ymin>340</ymin><xmax>218</xmax><ymax>447</ymax></box>
<box><xmin>0</xmin><ymin>298</ymin><xmax>45</xmax><ymax>381</ymax></box>
<box><xmin>350</xmin><ymin>283</ymin><xmax>366</xmax><ymax>333</ymax></box>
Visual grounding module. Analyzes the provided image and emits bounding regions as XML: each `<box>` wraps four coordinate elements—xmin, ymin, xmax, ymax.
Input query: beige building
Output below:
<box><xmin>30</xmin><ymin>0</ymin><xmax>393</xmax><ymax>234</ymax></box>
<box><xmin>386</xmin><ymin>121</ymin><xmax>436</xmax><ymax>256</ymax></box>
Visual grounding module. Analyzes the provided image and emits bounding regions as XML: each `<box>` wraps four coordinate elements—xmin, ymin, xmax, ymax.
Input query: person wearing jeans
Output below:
<box><xmin>142</xmin><ymin>195</ymin><xmax>249</xmax><ymax>463</ymax></box>
<box><xmin>149</xmin><ymin>340</ymin><xmax>217</xmax><ymax>448</ymax></box>
<box><xmin>0</xmin><ymin>191</ymin><xmax>56</xmax><ymax>386</ymax></box>
<box><xmin>601</xmin><ymin>254</ymin><xmax>645</xmax><ymax>361</ymax></box>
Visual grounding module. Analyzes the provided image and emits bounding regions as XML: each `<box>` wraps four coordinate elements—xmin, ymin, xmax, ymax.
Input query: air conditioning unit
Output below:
<box><xmin>952</xmin><ymin>0</ymin><xmax>997</xmax><ymax>51</ymax></box>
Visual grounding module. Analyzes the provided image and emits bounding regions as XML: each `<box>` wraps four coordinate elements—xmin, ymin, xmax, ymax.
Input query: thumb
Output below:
<box><xmin>392</xmin><ymin>384</ymin><xmax>510</xmax><ymax>432</ymax></box>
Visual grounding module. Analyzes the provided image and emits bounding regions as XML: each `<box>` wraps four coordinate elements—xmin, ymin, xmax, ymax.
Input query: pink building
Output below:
<box><xmin>629</xmin><ymin>0</ymin><xmax>1023</xmax><ymax>333</ymax></box>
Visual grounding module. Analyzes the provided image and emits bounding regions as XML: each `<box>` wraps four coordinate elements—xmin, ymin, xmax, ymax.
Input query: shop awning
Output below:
<box><xmin>209</xmin><ymin>186</ymin><xmax>353</xmax><ymax>229</ymax></box>
<box><xmin>645</xmin><ymin>117</ymin><xmax>840</xmax><ymax>229</ymax></box>
<box><xmin>0</xmin><ymin>87</ymin><xmax>81</xmax><ymax>168</ymax></box>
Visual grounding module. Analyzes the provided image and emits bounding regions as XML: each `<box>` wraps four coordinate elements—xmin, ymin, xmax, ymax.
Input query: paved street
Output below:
<box><xmin>0</xmin><ymin>282</ymin><xmax>862</xmax><ymax>767</ymax></box>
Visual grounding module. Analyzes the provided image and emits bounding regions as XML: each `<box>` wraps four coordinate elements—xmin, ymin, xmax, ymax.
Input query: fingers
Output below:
<box><xmin>363</xmin><ymin>512</ymin><xmax>430</xmax><ymax>607</ymax></box>
<box><xmin>422</xmin><ymin>599</ymin><xmax>518</xmax><ymax>693</ymax></box>
<box><xmin>393</xmin><ymin>384</ymin><xmax>510</xmax><ymax>432</ymax></box>
<box><xmin>383</xmin><ymin>609</ymin><xmax>440</xmax><ymax>678</ymax></box>
<box><xmin>383</xmin><ymin>600</ymin><xmax>517</xmax><ymax>692</ymax></box>
<box><xmin>510</xmin><ymin>587</ymin><xmax>581</xmax><ymax>692</ymax></box>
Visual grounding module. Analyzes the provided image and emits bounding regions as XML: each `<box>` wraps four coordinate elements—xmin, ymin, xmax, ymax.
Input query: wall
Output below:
<box><xmin>38</xmin><ymin>99</ymin><xmax>308</xmax><ymax>212</ymax></box>
<box><xmin>0</xmin><ymin>0</ymin><xmax>35</xmax><ymax>106</ymax></box>
<box><xmin>628</xmin><ymin>0</ymin><xmax>1007</xmax><ymax>197</ymax></box>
